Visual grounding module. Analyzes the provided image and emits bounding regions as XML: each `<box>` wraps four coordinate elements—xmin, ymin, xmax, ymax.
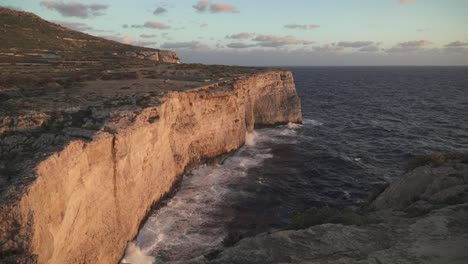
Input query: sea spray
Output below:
<box><xmin>121</xmin><ymin>243</ymin><xmax>154</xmax><ymax>264</ymax></box>
<box><xmin>287</xmin><ymin>122</ymin><xmax>302</xmax><ymax>129</ymax></box>
<box><xmin>123</xmin><ymin>128</ymin><xmax>300</xmax><ymax>262</ymax></box>
<box><xmin>303</xmin><ymin>118</ymin><xmax>323</xmax><ymax>126</ymax></box>
<box><xmin>245</xmin><ymin>131</ymin><xmax>258</xmax><ymax>146</ymax></box>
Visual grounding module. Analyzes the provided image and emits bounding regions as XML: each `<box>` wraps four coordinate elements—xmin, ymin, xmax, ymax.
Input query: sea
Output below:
<box><xmin>122</xmin><ymin>66</ymin><xmax>468</xmax><ymax>263</ymax></box>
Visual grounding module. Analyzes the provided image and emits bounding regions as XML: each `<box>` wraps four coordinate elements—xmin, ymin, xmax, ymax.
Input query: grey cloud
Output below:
<box><xmin>54</xmin><ymin>20</ymin><xmax>93</xmax><ymax>31</ymax></box>
<box><xmin>226</xmin><ymin>42</ymin><xmax>256</xmax><ymax>49</ymax></box>
<box><xmin>161</xmin><ymin>41</ymin><xmax>209</xmax><ymax>50</ymax></box>
<box><xmin>284</xmin><ymin>24</ymin><xmax>320</xmax><ymax>30</ymax></box>
<box><xmin>173</xmin><ymin>45</ymin><xmax>468</xmax><ymax>66</ymax></box>
<box><xmin>337</xmin><ymin>41</ymin><xmax>375</xmax><ymax>48</ymax></box>
<box><xmin>387</xmin><ymin>40</ymin><xmax>432</xmax><ymax>53</ymax></box>
<box><xmin>140</xmin><ymin>34</ymin><xmax>158</xmax><ymax>38</ymax></box>
<box><xmin>359</xmin><ymin>45</ymin><xmax>381</xmax><ymax>52</ymax></box>
<box><xmin>445</xmin><ymin>41</ymin><xmax>468</xmax><ymax>47</ymax></box>
<box><xmin>144</xmin><ymin>21</ymin><xmax>171</xmax><ymax>29</ymax></box>
<box><xmin>226</xmin><ymin>32</ymin><xmax>253</xmax><ymax>40</ymax></box>
<box><xmin>130</xmin><ymin>22</ymin><xmax>170</xmax><ymax>29</ymax></box>
<box><xmin>443</xmin><ymin>41</ymin><xmax>468</xmax><ymax>53</ymax></box>
<box><xmin>313</xmin><ymin>44</ymin><xmax>343</xmax><ymax>53</ymax></box>
<box><xmin>153</xmin><ymin>7</ymin><xmax>167</xmax><ymax>15</ymax></box>
<box><xmin>253</xmin><ymin>35</ymin><xmax>314</xmax><ymax>47</ymax></box>
<box><xmin>193</xmin><ymin>1</ymin><xmax>239</xmax><ymax>13</ymax></box>
<box><xmin>193</xmin><ymin>1</ymin><xmax>209</xmax><ymax>12</ymax></box>
<box><xmin>209</xmin><ymin>3</ymin><xmax>238</xmax><ymax>13</ymax></box>
<box><xmin>40</xmin><ymin>1</ymin><xmax>108</xmax><ymax>18</ymax></box>
<box><xmin>135</xmin><ymin>40</ymin><xmax>158</xmax><ymax>47</ymax></box>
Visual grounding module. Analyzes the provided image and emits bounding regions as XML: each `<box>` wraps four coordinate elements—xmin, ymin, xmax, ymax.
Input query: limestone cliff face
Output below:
<box><xmin>0</xmin><ymin>71</ymin><xmax>301</xmax><ymax>263</ymax></box>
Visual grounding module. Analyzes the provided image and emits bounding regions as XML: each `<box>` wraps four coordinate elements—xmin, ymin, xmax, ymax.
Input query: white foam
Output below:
<box><xmin>287</xmin><ymin>122</ymin><xmax>302</xmax><ymax>129</ymax></box>
<box><xmin>123</xmin><ymin>128</ymin><xmax>299</xmax><ymax>262</ymax></box>
<box><xmin>121</xmin><ymin>243</ymin><xmax>154</xmax><ymax>264</ymax></box>
<box><xmin>303</xmin><ymin>118</ymin><xmax>323</xmax><ymax>126</ymax></box>
<box><xmin>245</xmin><ymin>131</ymin><xmax>258</xmax><ymax>146</ymax></box>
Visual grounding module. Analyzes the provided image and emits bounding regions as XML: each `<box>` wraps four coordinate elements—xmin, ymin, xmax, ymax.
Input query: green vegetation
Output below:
<box><xmin>406</xmin><ymin>153</ymin><xmax>468</xmax><ymax>172</ymax></box>
<box><xmin>287</xmin><ymin>207</ymin><xmax>381</xmax><ymax>230</ymax></box>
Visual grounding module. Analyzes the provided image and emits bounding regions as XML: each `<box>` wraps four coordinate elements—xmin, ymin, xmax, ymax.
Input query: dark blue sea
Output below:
<box><xmin>123</xmin><ymin>66</ymin><xmax>468</xmax><ymax>263</ymax></box>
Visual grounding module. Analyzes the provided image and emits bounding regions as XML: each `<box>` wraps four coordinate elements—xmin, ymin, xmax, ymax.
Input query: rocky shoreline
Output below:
<box><xmin>194</xmin><ymin>155</ymin><xmax>468</xmax><ymax>264</ymax></box>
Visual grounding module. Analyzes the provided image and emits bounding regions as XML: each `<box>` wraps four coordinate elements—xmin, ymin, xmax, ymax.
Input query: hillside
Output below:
<box><xmin>0</xmin><ymin>7</ymin><xmax>179</xmax><ymax>63</ymax></box>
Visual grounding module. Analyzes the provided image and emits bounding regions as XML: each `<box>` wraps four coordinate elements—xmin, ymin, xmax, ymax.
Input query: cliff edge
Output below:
<box><xmin>0</xmin><ymin>7</ymin><xmax>304</xmax><ymax>263</ymax></box>
<box><xmin>0</xmin><ymin>63</ymin><xmax>302</xmax><ymax>263</ymax></box>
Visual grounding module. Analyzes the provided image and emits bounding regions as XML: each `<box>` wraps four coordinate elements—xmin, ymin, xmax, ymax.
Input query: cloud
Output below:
<box><xmin>144</xmin><ymin>22</ymin><xmax>170</xmax><ymax>29</ymax></box>
<box><xmin>444</xmin><ymin>41</ymin><xmax>468</xmax><ymax>53</ymax></box>
<box><xmin>40</xmin><ymin>1</ymin><xmax>108</xmax><ymax>18</ymax></box>
<box><xmin>253</xmin><ymin>34</ymin><xmax>314</xmax><ymax>47</ymax></box>
<box><xmin>335</xmin><ymin>41</ymin><xmax>382</xmax><ymax>52</ymax></box>
<box><xmin>445</xmin><ymin>41</ymin><xmax>468</xmax><ymax>48</ymax></box>
<box><xmin>54</xmin><ymin>20</ymin><xmax>113</xmax><ymax>33</ymax></box>
<box><xmin>153</xmin><ymin>6</ymin><xmax>167</xmax><ymax>15</ymax></box>
<box><xmin>358</xmin><ymin>45</ymin><xmax>381</xmax><ymax>52</ymax></box>
<box><xmin>161</xmin><ymin>41</ymin><xmax>209</xmax><ymax>50</ymax></box>
<box><xmin>226</xmin><ymin>32</ymin><xmax>253</xmax><ymax>40</ymax></box>
<box><xmin>54</xmin><ymin>20</ymin><xmax>93</xmax><ymax>31</ymax></box>
<box><xmin>337</xmin><ymin>41</ymin><xmax>376</xmax><ymax>48</ymax></box>
<box><xmin>226</xmin><ymin>42</ymin><xmax>256</xmax><ymax>49</ymax></box>
<box><xmin>140</xmin><ymin>34</ymin><xmax>158</xmax><ymax>38</ymax></box>
<box><xmin>387</xmin><ymin>40</ymin><xmax>432</xmax><ymax>53</ymax></box>
<box><xmin>135</xmin><ymin>40</ymin><xmax>158</xmax><ymax>47</ymax></box>
<box><xmin>100</xmin><ymin>34</ymin><xmax>158</xmax><ymax>47</ymax></box>
<box><xmin>210</xmin><ymin>3</ymin><xmax>238</xmax><ymax>13</ymax></box>
<box><xmin>284</xmin><ymin>24</ymin><xmax>320</xmax><ymax>30</ymax></box>
<box><xmin>100</xmin><ymin>34</ymin><xmax>134</xmax><ymax>44</ymax></box>
<box><xmin>399</xmin><ymin>0</ymin><xmax>416</xmax><ymax>4</ymax></box>
<box><xmin>313</xmin><ymin>43</ymin><xmax>343</xmax><ymax>53</ymax></box>
<box><xmin>193</xmin><ymin>1</ymin><xmax>210</xmax><ymax>12</ymax></box>
<box><xmin>130</xmin><ymin>21</ymin><xmax>171</xmax><ymax>30</ymax></box>
<box><xmin>193</xmin><ymin>1</ymin><xmax>239</xmax><ymax>13</ymax></box>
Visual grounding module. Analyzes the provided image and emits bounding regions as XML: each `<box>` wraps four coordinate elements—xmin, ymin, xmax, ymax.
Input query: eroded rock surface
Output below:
<box><xmin>198</xmin><ymin>161</ymin><xmax>468</xmax><ymax>264</ymax></box>
<box><xmin>0</xmin><ymin>63</ymin><xmax>302</xmax><ymax>263</ymax></box>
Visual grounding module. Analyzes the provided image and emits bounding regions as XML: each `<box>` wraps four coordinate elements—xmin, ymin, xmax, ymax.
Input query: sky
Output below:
<box><xmin>1</xmin><ymin>0</ymin><xmax>468</xmax><ymax>66</ymax></box>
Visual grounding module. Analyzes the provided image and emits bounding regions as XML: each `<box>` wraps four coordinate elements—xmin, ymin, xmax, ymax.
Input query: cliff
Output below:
<box><xmin>202</xmin><ymin>157</ymin><xmax>468</xmax><ymax>264</ymax></box>
<box><xmin>0</xmin><ymin>62</ymin><xmax>302</xmax><ymax>263</ymax></box>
